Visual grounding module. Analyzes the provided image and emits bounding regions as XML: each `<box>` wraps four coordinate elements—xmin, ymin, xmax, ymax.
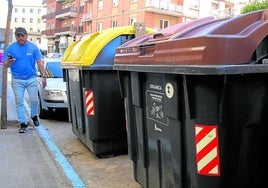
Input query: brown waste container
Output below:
<box><xmin>114</xmin><ymin>9</ymin><xmax>268</xmax><ymax>188</ymax></box>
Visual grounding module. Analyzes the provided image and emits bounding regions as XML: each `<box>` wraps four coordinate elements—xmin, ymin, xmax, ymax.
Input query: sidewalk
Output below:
<box><xmin>0</xmin><ymin>93</ymin><xmax>75</xmax><ymax>187</ymax></box>
<box><xmin>0</xmin><ymin>124</ymin><xmax>71</xmax><ymax>188</ymax></box>
<box><xmin>0</xmin><ymin>69</ymin><xmax>138</xmax><ymax>188</ymax></box>
<box><xmin>0</xmin><ymin>68</ymin><xmax>78</xmax><ymax>187</ymax></box>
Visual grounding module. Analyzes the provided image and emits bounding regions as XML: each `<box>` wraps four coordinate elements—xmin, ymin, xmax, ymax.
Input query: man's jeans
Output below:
<box><xmin>11</xmin><ymin>77</ymin><xmax>38</xmax><ymax>124</ymax></box>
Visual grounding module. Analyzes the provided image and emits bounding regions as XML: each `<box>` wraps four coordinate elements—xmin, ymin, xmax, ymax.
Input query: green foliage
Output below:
<box><xmin>241</xmin><ymin>0</ymin><xmax>268</xmax><ymax>14</ymax></box>
<box><xmin>61</xmin><ymin>0</ymin><xmax>74</xmax><ymax>5</ymax></box>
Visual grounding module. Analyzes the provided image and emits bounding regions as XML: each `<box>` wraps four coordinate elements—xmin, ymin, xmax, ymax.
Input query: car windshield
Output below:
<box><xmin>45</xmin><ymin>61</ymin><xmax>63</xmax><ymax>78</ymax></box>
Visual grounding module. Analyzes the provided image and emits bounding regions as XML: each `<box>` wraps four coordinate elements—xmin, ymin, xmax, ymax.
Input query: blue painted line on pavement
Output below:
<box><xmin>23</xmin><ymin>99</ymin><xmax>85</xmax><ymax>187</ymax></box>
<box><xmin>36</xmin><ymin>125</ymin><xmax>85</xmax><ymax>188</ymax></box>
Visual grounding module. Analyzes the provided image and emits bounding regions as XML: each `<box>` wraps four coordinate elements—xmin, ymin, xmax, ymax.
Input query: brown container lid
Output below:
<box><xmin>114</xmin><ymin>10</ymin><xmax>268</xmax><ymax>74</ymax></box>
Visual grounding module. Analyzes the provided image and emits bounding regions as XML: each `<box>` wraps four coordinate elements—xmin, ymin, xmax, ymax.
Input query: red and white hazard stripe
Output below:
<box><xmin>85</xmin><ymin>90</ymin><xmax>94</xmax><ymax>116</ymax></box>
<box><xmin>195</xmin><ymin>124</ymin><xmax>220</xmax><ymax>176</ymax></box>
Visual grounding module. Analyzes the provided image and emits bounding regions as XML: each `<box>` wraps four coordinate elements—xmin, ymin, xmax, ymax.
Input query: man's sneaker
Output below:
<box><xmin>18</xmin><ymin>123</ymin><xmax>28</xmax><ymax>133</ymax></box>
<box><xmin>31</xmin><ymin>116</ymin><xmax>40</xmax><ymax>127</ymax></box>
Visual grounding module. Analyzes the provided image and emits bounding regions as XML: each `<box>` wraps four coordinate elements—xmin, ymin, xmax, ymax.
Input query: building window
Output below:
<box><xmin>38</xmin><ymin>19</ymin><xmax>41</xmax><ymax>23</ymax></box>
<box><xmin>111</xmin><ymin>20</ymin><xmax>117</xmax><ymax>27</ymax></box>
<box><xmin>130</xmin><ymin>0</ymin><xmax>137</xmax><ymax>3</ymax></box>
<box><xmin>22</xmin><ymin>8</ymin><xmax>26</xmax><ymax>13</ymax></box>
<box><xmin>129</xmin><ymin>18</ymin><xmax>136</xmax><ymax>25</ymax></box>
<box><xmin>97</xmin><ymin>22</ymin><xmax>102</xmax><ymax>31</ymax></box>
<box><xmin>160</xmin><ymin>19</ymin><xmax>169</xmax><ymax>29</ymax></box>
<box><xmin>98</xmin><ymin>0</ymin><xmax>103</xmax><ymax>10</ymax></box>
<box><xmin>71</xmin><ymin>20</ymin><xmax>75</xmax><ymax>28</ymax></box>
<box><xmin>30</xmin><ymin>8</ymin><xmax>33</xmax><ymax>13</ymax></box>
<box><xmin>14</xmin><ymin>8</ymin><xmax>18</xmax><ymax>13</ymax></box>
<box><xmin>227</xmin><ymin>7</ymin><xmax>233</xmax><ymax>16</ymax></box>
<box><xmin>22</xmin><ymin>18</ymin><xmax>26</xmax><ymax>23</ymax></box>
<box><xmin>30</xmin><ymin>18</ymin><xmax>33</xmax><ymax>23</ymax></box>
<box><xmin>38</xmin><ymin>9</ymin><xmax>41</xmax><ymax>14</ymax></box>
<box><xmin>160</xmin><ymin>0</ymin><xmax>168</xmax><ymax>10</ymax></box>
<box><xmin>190</xmin><ymin>0</ymin><xmax>199</xmax><ymax>8</ymax></box>
<box><xmin>14</xmin><ymin>18</ymin><xmax>18</xmax><ymax>23</ymax></box>
<box><xmin>112</xmin><ymin>0</ymin><xmax>118</xmax><ymax>6</ymax></box>
<box><xmin>80</xmin><ymin>0</ymin><xmax>84</xmax><ymax>6</ymax></box>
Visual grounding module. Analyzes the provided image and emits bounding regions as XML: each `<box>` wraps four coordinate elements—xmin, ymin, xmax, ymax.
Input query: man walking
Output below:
<box><xmin>3</xmin><ymin>27</ymin><xmax>46</xmax><ymax>133</ymax></box>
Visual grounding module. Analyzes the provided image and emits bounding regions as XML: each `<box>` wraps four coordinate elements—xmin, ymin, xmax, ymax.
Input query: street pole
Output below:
<box><xmin>1</xmin><ymin>0</ymin><xmax>13</xmax><ymax>129</ymax></box>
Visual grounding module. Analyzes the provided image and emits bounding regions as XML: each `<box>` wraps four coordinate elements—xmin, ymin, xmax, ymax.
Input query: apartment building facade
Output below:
<box><xmin>41</xmin><ymin>0</ymin><xmax>241</xmax><ymax>54</ymax></box>
<box><xmin>11</xmin><ymin>3</ymin><xmax>47</xmax><ymax>50</ymax></box>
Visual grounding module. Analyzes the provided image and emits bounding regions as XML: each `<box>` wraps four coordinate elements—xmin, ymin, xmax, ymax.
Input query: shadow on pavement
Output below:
<box><xmin>40</xmin><ymin>109</ymin><xmax>69</xmax><ymax>122</ymax></box>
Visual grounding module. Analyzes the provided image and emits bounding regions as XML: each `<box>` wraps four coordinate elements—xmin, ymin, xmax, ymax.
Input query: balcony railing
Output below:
<box><xmin>55</xmin><ymin>26</ymin><xmax>77</xmax><ymax>35</ymax></box>
<box><xmin>55</xmin><ymin>7</ymin><xmax>77</xmax><ymax>19</ymax></box>
<box><xmin>42</xmin><ymin>12</ymin><xmax>56</xmax><ymax>20</ymax></box>
<box><xmin>212</xmin><ymin>0</ymin><xmax>234</xmax><ymax>4</ymax></box>
<box><xmin>43</xmin><ymin>0</ymin><xmax>54</xmax><ymax>4</ymax></box>
<box><xmin>145</xmin><ymin>0</ymin><xmax>183</xmax><ymax>16</ymax></box>
<box><xmin>41</xmin><ymin>29</ymin><xmax>56</xmax><ymax>38</ymax></box>
<box><xmin>59</xmin><ymin>43</ymin><xmax>68</xmax><ymax>48</ymax></box>
<box><xmin>82</xmin><ymin>13</ymin><xmax>92</xmax><ymax>22</ymax></box>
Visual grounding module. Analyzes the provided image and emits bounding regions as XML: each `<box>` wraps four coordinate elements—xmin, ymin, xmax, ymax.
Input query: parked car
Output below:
<box><xmin>46</xmin><ymin>53</ymin><xmax>62</xmax><ymax>59</ymax></box>
<box><xmin>38</xmin><ymin>58</ymin><xmax>68</xmax><ymax>118</ymax></box>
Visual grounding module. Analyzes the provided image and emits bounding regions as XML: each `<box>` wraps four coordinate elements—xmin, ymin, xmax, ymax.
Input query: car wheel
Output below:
<box><xmin>38</xmin><ymin>94</ymin><xmax>48</xmax><ymax>119</ymax></box>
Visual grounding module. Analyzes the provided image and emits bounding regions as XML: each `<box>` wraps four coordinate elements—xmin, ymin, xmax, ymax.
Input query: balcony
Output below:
<box><xmin>41</xmin><ymin>29</ymin><xmax>56</xmax><ymax>38</ymax></box>
<box><xmin>55</xmin><ymin>7</ymin><xmax>77</xmax><ymax>20</ymax></box>
<box><xmin>212</xmin><ymin>0</ymin><xmax>234</xmax><ymax>4</ymax></box>
<box><xmin>82</xmin><ymin>13</ymin><xmax>92</xmax><ymax>22</ymax></box>
<box><xmin>43</xmin><ymin>0</ymin><xmax>54</xmax><ymax>4</ymax></box>
<box><xmin>42</xmin><ymin>12</ymin><xmax>56</xmax><ymax>20</ymax></box>
<box><xmin>189</xmin><ymin>4</ymin><xmax>199</xmax><ymax>10</ymax></box>
<box><xmin>145</xmin><ymin>0</ymin><xmax>183</xmax><ymax>17</ymax></box>
<box><xmin>28</xmin><ymin>31</ymin><xmax>42</xmax><ymax>36</ymax></box>
<box><xmin>55</xmin><ymin>26</ymin><xmax>77</xmax><ymax>36</ymax></box>
<box><xmin>59</xmin><ymin>43</ymin><xmax>68</xmax><ymax>48</ymax></box>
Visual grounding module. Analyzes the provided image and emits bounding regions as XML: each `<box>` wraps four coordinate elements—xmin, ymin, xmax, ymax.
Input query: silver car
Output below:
<box><xmin>38</xmin><ymin>58</ymin><xmax>68</xmax><ymax>118</ymax></box>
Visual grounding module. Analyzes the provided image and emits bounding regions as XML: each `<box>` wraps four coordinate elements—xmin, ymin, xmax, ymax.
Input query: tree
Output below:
<box><xmin>1</xmin><ymin>0</ymin><xmax>13</xmax><ymax>129</ymax></box>
<box><xmin>241</xmin><ymin>0</ymin><xmax>268</xmax><ymax>14</ymax></box>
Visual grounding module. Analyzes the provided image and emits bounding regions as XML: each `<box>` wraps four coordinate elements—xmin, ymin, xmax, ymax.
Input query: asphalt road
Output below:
<box><xmin>39</xmin><ymin>110</ymin><xmax>141</xmax><ymax>188</ymax></box>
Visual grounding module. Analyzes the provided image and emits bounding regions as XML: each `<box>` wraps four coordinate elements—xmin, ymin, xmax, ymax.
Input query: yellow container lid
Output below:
<box><xmin>62</xmin><ymin>25</ymin><xmax>155</xmax><ymax>67</ymax></box>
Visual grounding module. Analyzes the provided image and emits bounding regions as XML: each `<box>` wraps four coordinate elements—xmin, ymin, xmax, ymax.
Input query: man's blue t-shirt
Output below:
<box><xmin>4</xmin><ymin>41</ymin><xmax>42</xmax><ymax>80</ymax></box>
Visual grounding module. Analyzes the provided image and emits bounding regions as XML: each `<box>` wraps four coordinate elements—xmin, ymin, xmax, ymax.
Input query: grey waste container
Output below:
<box><xmin>62</xmin><ymin>25</ymin><xmax>153</xmax><ymax>157</ymax></box>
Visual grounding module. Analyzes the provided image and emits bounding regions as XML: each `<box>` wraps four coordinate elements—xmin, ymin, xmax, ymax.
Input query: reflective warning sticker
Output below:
<box><xmin>85</xmin><ymin>90</ymin><xmax>94</xmax><ymax>116</ymax></box>
<box><xmin>195</xmin><ymin>124</ymin><xmax>220</xmax><ymax>176</ymax></box>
